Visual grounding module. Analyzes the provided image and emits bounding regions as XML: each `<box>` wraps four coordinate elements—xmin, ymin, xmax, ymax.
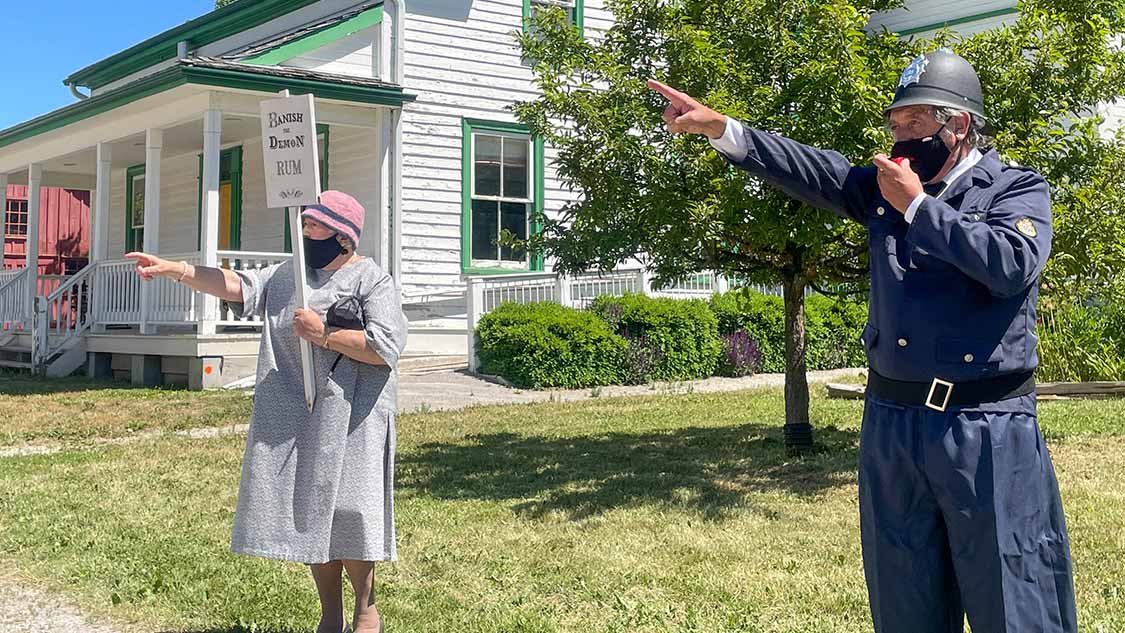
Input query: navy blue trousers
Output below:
<box><xmin>858</xmin><ymin>393</ymin><xmax>1076</xmax><ymax>633</ymax></box>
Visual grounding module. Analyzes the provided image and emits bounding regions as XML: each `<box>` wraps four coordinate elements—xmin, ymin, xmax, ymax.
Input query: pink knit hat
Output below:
<box><xmin>301</xmin><ymin>190</ymin><xmax>364</xmax><ymax>245</ymax></box>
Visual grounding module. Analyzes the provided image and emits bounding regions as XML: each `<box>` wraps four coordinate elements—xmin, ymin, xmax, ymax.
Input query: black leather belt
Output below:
<box><xmin>867</xmin><ymin>370</ymin><xmax>1036</xmax><ymax>412</ymax></box>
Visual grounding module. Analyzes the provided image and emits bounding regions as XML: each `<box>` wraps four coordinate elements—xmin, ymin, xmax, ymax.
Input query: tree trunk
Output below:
<box><xmin>781</xmin><ymin>270</ymin><xmax>814</xmax><ymax>454</ymax></box>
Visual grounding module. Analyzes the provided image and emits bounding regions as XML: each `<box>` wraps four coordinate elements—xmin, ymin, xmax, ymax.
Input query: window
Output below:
<box><xmin>4</xmin><ymin>199</ymin><xmax>28</xmax><ymax>237</ymax></box>
<box><xmin>524</xmin><ymin>0</ymin><xmax>584</xmax><ymax>33</ymax></box>
<box><xmin>462</xmin><ymin>119</ymin><xmax>544</xmax><ymax>273</ymax></box>
<box><xmin>126</xmin><ymin>165</ymin><xmax>146</xmax><ymax>252</ymax></box>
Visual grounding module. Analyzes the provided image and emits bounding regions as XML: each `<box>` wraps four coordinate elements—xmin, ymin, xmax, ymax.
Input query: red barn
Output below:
<box><xmin>3</xmin><ymin>185</ymin><xmax>90</xmax><ymax>277</ymax></box>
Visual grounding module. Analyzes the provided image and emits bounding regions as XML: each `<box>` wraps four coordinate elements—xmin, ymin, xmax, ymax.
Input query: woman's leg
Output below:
<box><xmin>310</xmin><ymin>561</ymin><xmax>347</xmax><ymax>633</ymax></box>
<box><xmin>342</xmin><ymin>560</ymin><xmax>381</xmax><ymax>632</ymax></box>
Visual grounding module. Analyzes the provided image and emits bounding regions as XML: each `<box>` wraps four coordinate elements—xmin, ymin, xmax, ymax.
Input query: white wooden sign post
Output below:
<box><xmin>260</xmin><ymin>90</ymin><xmax>322</xmax><ymax>412</ymax></box>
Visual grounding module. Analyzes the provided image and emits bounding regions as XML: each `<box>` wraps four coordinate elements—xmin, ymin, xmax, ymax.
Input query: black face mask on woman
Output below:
<box><xmin>304</xmin><ymin>234</ymin><xmax>346</xmax><ymax>269</ymax></box>
<box><xmin>890</xmin><ymin>126</ymin><xmax>955</xmax><ymax>183</ymax></box>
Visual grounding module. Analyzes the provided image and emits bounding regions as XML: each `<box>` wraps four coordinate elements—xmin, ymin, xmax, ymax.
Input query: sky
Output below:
<box><xmin>0</xmin><ymin>1</ymin><xmax>217</xmax><ymax>130</ymax></box>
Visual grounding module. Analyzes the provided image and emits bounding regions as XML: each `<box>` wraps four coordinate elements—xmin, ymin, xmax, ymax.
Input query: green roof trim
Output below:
<box><xmin>63</xmin><ymin>0</ymin><xmax>324</xmax><ymax>91</ymax></box>
<box><xmin>245</xmin><ymin>6</ymin><xmax>384</xmax><ymax>66</ymax></box>
<box><xmin>1</xmin><ymin>63</ymin><xmax>414</xmax><ymax>150</ymax></box>
<box><xmin>897</xmin><ymin>7</ymin><xmax>1019</xmax><ymax>36</ymax></box>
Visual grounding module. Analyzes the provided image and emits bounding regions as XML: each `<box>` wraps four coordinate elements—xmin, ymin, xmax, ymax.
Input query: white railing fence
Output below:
<box><xmin>148</xmin><ymin>253</ymin><xmax>202</xmax><ymax>325</ymax></box>
<box><xmin>465</xmin><ymin>269</ymin><xmax>784</xmax><ymax>371</ymax></box>
<box><xmin>0</xmin><ymin>268</ymin><xmax>31</xmax><ymax>331</ymax></box>
<box><xmin>80</xmin><ymin>251</ymin><xmax>292</xmax><ymax>329</ymax></box>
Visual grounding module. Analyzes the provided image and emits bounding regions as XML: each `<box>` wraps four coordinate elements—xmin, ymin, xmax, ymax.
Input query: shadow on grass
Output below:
<box><xmin>399</xmin><ymin>422</ymin><xmax>859</xmax><ymax>521</ymax></box>
<box><xmin>158</xmin><ymin>629</ymin><xmax>305</xmax><ymax>633</ymax></box>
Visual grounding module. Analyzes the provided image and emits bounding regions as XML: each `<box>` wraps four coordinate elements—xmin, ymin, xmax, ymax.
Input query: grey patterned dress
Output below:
<box><xmin>228</xmin><ymin>257</ymin><xmax>408</xmax><ymax>564</ymax></box>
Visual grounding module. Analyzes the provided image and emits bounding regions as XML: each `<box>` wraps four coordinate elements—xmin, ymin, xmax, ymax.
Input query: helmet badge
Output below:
<box><xmin>898</xmin><ymin>53</ymin><xmax>930</xmax><ymax>88</ymax></box>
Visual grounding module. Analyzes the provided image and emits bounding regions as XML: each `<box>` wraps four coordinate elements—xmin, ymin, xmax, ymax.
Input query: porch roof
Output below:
<box><xmin>0</xmin><ymin>58</ymin><xmax>415</xmax><ymax>151</ymax></box>
<box><xmin>62</xmin><ymin>0</ymin><xmax>327</xmax><ymax>91</ymax></box>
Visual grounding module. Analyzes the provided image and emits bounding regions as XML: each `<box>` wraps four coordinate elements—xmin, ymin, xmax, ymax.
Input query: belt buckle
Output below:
<box><xmin>926</xmin><ymin>377</ymin><xmax>954</xmax><ymax>412</ymax></box>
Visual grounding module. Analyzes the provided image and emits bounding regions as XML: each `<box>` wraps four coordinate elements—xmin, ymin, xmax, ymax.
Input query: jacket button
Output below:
<box><xmin>964</xmin><ymin>353</ymin><xmax>975</xmax><ymax>363</ymax></box>
<box><xmin>897</xmin><ymin>338</ymin><xmax>908</xmax><ymax>347</ymax></box>
<box><xmin>877</xmin><ymin>206</ymin><xmax>886</xmax><ymax>215</ymax></box>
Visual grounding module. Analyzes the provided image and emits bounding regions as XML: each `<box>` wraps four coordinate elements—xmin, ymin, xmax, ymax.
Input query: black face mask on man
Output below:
<box><xmin>890</xmin><ymin>126</ymin><xmax>956</xmax><ymax>183</ymax></box>
<box><xmin>304</xmin><ymin>234</ymin><xmax>346</xmax><ymax>269</ymax></box>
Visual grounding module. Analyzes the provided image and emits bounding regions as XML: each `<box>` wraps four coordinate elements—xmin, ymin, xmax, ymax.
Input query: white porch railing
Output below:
<box><xmin>93</xmin><ymin>259</ymin><xmax>149</xmax><ymax>325</ymax></box>
<box><xmin>0</xmin><ymin>268</ymin><xmax>31</xmax><ymax>331</ymax></box>
<box><xmin>464</xmin><ymin>269</ymin><xmax>781</xmax><ymax>371</ymax></box>
<box><xmin>92</xmin><ymin>253</ymin><xmax>202</xmax><ymax>326</ymax></box>
<box><xmin>90</xmin><ymin>251</ymin><xmax>290</xmax><ymax>328</ymax></box>
<box><xmin>215</xmin><ymin>251</ymin><xmax>292</xmax><ymax>326</ymax></box>
<box><xmin>34</xmin><ymin>264</ymin><xmax>98</xmax><ymax>368</ymax></box>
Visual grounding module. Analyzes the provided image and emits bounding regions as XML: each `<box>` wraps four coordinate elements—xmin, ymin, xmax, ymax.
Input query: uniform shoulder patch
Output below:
<box><xmin>1016</xmin><ymin>217</ymin><xmax>1038</xmax><ymax>238</ymax></box>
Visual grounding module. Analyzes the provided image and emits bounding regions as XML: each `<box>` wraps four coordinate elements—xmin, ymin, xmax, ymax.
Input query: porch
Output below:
<box><xmin>0</xmin><ymin>58</ymin><xmax>411</xmax><ymax>385</ymax></box>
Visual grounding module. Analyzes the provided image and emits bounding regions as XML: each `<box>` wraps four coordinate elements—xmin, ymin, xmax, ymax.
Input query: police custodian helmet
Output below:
<box><xmin>885</xmin><ymin>48</ymin><xmax>985</xmax><ymax>120</ymax></box>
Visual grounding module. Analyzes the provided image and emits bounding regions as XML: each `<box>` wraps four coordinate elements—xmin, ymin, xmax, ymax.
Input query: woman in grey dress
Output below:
<box><xmin>126</xmin><ymin>190</ymin><xmax>407</xmax><ymax>633</ymax></box>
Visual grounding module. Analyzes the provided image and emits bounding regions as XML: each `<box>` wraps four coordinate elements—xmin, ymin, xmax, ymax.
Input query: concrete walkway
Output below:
<box><xmin>397</xmin><ymin>365</ymin><xmax>865</xmax><ymax>413</ymax></box>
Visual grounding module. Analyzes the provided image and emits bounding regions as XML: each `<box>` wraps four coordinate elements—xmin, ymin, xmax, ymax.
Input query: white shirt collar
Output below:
<box><xmin>937</xmin><ymin>148</ymin><xmax>983</xmax><ymax>187</ymax></box>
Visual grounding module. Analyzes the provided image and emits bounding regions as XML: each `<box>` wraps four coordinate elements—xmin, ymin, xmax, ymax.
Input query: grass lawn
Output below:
<box><xmin>0</xmin><ymin>378</ymin><xmax>1123</xmax><ymax>632</ymax></box>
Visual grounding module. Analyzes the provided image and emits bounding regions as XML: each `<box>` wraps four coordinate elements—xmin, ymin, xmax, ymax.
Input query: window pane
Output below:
<box><xmin>474</xmin><ymin>135</ymin><xmax>502</xmax><ymax>197</ymax></box>
<box><xmin>471</xmin><ymin>199</ymin><xmax>499</xmax><ymax>262</ymax></box>
<box><xmin>220</xmin><ymin>152</ymin><xmax>232</xmax><ymax>181</ymax></box>
<box><xmin>131</xmin><ymin>176</ymin><xmax>145</xmax><ymax>228</ymax></box>
<box><xmin>134</xmin><ymin>228</ymin><xmax>145</xmax><ymax>251</ymax></box>
<box><xmin>503</xmin><ymin>137</ymin><xmax>529</xmax><ymax>199</ymax></box>
<box><xmin>500</xmin><ymin>201</ymin><xmax>528</xmax><ymax>262</ymax></box>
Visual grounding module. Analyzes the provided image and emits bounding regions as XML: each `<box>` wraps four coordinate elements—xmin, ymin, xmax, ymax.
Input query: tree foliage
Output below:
<box><xmin>513</xmin><ymin>0</ymin><xmax>1125</xmax><ymax>437</ymax></box>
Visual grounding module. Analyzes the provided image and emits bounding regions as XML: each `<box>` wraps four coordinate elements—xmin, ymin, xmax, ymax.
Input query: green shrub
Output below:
<box><xmin>589</xmin><ymin>293</ymin><xmax>722</xmax><ymax>382</ymax></box>
<box><xmin>475</xmin><ymin>302</ymin><xmax>627</xmax><ymax>389</ymax></box>
<box><xmin>710</xmin><ymin>291</ymin><xmax>786</xmax><ymax>373</ymax></box>
<box><xmin>1037</xmin><ymin>301</ymin><xmax>1125</xmax><ymax>382</ymax></box>
<box><xmin>709</xmin><ymin>289</ymin><xmax>867</xmax><ymax>373</ymax></box>
<box><xmin>804</xmin><ymin>293</ymin><xmax>868</xmax><ymax>370</ymax></box>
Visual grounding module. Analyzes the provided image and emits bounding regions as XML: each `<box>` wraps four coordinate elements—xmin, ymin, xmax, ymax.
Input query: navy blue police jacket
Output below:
<box><xmin>727</xmin><ymin>125</ymin><xmax>1053</xmax><ymax>384</ymax></box>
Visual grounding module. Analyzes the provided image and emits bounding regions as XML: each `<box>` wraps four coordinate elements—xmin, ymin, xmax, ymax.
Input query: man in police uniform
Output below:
<box><xmin>649</xmin><ymin>49</ymin><xmax>1077</xmax><ymax>632</ymax></box>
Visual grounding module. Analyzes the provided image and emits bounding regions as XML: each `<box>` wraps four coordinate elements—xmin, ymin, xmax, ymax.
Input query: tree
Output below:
<box><xmin>513</xmin><ymin>0</ymin><xmax>1125</xmax><ymax>452</ymax></box>
<box><xmin>513</xmin><ymin>0</ymin><xmax>907</xmax><ymax>452</ymax></box>
<box><xmin>215</xmin><ymin>0</ymin><xmax>236</xmax><ymax>8</ymax></box>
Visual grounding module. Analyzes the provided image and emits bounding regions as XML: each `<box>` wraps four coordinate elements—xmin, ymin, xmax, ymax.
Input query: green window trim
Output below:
<box><xmin>461</xmin><ymin>118</ymin><xmax>546</xmax><ymax>275</ymax></box>
<box><xmin>283</xmin><ymin>123</ymin><xmax>331</xmax><ymax>253</ymax></box>
<box><xmin>195</xmin><ymin>146</ymin><xmax>244</xmax><ymax>252</ymax></box>
<box><xmin>245</xmin><ymin>6</ymin><xmax>384</xmax><ymax>66</ymax></box>
<box><xmin>897</xmin><ymin>8</ymin><xmax>1019</xmax><ymax>36</ymax></box>
<box><xmin>522</xmin><ymin>0</ymin><xmax>585</xmax><ymax>37</ymax></box>
<box><xmin>125</xmin><ymin>164</ymin><xmax>145</xmax><ymax>253</ymax></box>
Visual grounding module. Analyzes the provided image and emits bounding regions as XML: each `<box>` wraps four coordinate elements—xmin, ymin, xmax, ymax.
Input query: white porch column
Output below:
<box><xmin>25</xmin><ymin>164</ymin><xmax>42</xmax><ymax>328</ymax></box>
<box><xmin>198</xmin><ymin>110</ymin><xmax>222</xmax><ymax>336</ymax></box>
<box><xmin>390</xmin><ymin>108</ymin><xmax>403</xmax><ymax>284</ymax></box>
<box><xmin>91</xmin><ymin>144</ymin><xmax>112</xmax><ymax>334</ymax></box>
<box><xmin>92</xmin><ymin>143</ymin><xmax>112</xmax><ymax>263</ymax></box>
<box><xmin>370</xmin><ymin>109</ymin><xmax>391</xmax><ymax>270</ymax></box>
<box><xmin>139</xmin><ymin>129</ymin><xmax>162</xmax><ymax>334</ymax></box>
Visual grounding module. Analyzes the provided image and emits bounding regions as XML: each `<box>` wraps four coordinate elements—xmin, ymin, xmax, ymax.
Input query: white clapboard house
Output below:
<box><xmin>0</xmin><ymin>0</ymin><xmax>1118</xmax><ymax>387</ymax></box>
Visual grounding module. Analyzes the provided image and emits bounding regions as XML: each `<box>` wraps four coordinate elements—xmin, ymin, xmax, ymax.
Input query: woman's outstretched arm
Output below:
<box><xmin>125</xmin><ymin>252</ymin><xmax>244</xmax><ymax>303</ymax></box>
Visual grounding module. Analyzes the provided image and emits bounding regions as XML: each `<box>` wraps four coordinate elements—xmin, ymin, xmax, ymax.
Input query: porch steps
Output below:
<box><xmin>399</xmin><ymin>355</ymin><xmax>468</xmax><ymax>375</ymax></box>
<box><xmin>0</xmin><ymin>358</ymin><xmax>32</xmax><ymax>371</ymax></box>
<box><xmin>45</xmin><ymin>340</ymin><xmax>88</xmax><ymax>378</ymax></box>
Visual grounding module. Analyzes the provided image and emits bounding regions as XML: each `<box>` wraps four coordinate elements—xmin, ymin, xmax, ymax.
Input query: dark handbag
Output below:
<box><xmin>325</xmin><ymin>295</ymin><xmax>365</xmax><ymax>373</ymax></box>
<box><xmin>326</xmin><ymin>295</ymin><xmax>365</xmax><ymax>331</ymax></box>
